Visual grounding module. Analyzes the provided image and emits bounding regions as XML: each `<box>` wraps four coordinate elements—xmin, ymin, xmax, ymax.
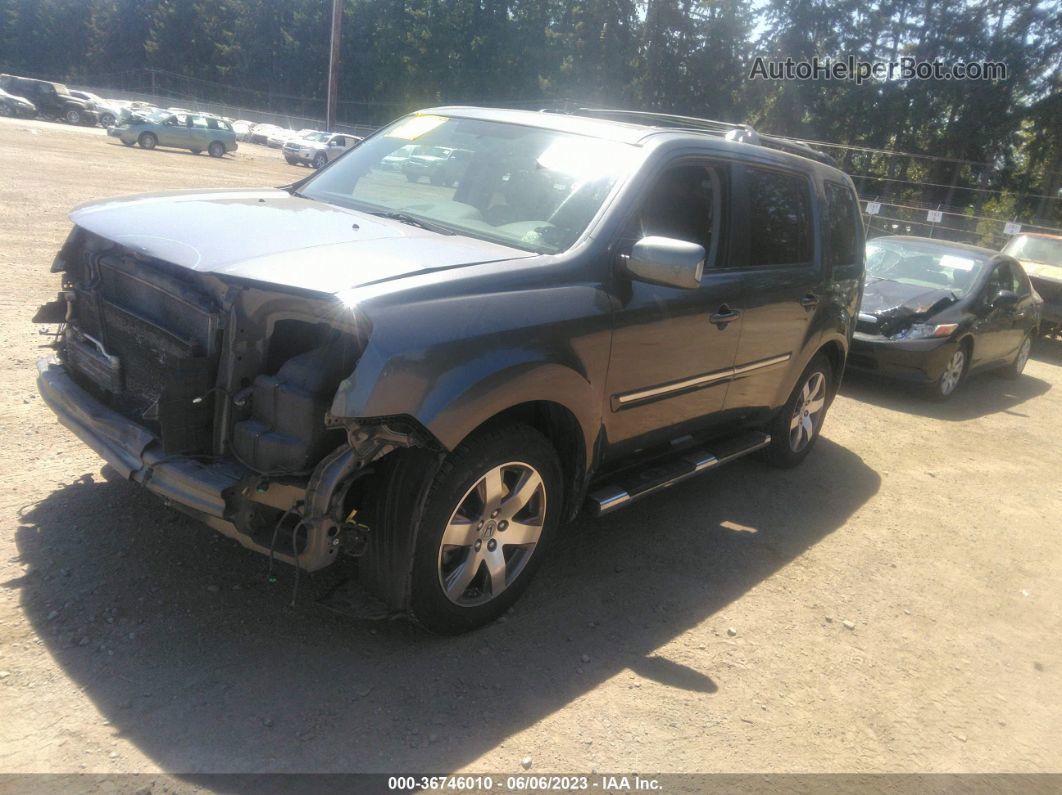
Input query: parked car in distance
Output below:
<box><xmin>249</xmin><ymin>123</ymin><xmax>281</xmax><ymax>145</ymax></box>
<box><xmin>1001</xmin><ymin>232</ymin><xmax>1062</xmax><ymax>337</ymax></box>
<box><xmin>232</xmin><ymin>120</ymin><xmax>254</xmax><ymax>141</ymax></box>
<box><xmin>0</xmin><ymin>74</ymin><xmax>98</xmax><ymax>125</ymax></box>
<box><xmin>378</xmin><ymin>143</ymin><xmax>418</xmax><ymax>171</ymax></box>
<box><xmin>107</xmin><ymin>111</ymin><xmax>238</xmax><ymax>157</ymax></box>
<box><xmin>33</xmin><ymin>107</ymin><xmax>863</xmax><ymax>633</ymax></box>
<box><xmin>267</xmin><ymin>127</ymin><xmax>313</xmax><ymax>148</ymax></box>
<box><xmin>402</xmin><ymin>145</ymin><xmax>474</xmax><ymax>186</ymax></box>
<box><xmin>283</xmin><ymin>131</ymin><xmax>361</xmax><ymax>168</ymax></box>
<box><xmin>0</xmin><ymin>87</ymin><xmax>36</xmax><ymax>118</ymax></box>
<box><xmin>68</xmin><ymin>90</ymin><xmax>120</xmax><ymax>127</ymax></box>
<box><xmin>849</xmin><ymin>236</ymin><xmax>1041</xmax><ymax>398</ymax></box>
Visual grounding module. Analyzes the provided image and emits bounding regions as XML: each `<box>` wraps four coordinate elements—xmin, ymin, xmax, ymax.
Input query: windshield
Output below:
<box><xmin>865</xmin><ymin>239</ymin><xmax>988</xmax><ymax>296</ymax></box>
<box><xmin>1002</xmin><ymin>234</ymin><xmax>1062</xmax><ymax>265</ymax></box>
<box><xmin>300</xmin><ymin>114</ymin><xmax>640</xmax><ymax>254</ymax></box>
<box><xmin>303</xmin><ymin>132</ymin><xmax>330</xmax><ymax>143</ymax></box>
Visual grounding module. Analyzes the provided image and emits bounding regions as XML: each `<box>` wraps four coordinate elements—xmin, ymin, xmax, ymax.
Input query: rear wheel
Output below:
<box><xmin>138</xmin><ymin>132</ymin><xmax>157</xmax><ymax>150</ymax></box>
<box><xmin>761</xmin><ymin>354</ymin><xmax>833</xmax><ymax>468</ymax></box>
<box><xmin>64</xmin><ymin>108</ymin><xmax>82</xmax><ymax>124</ymax></box>
<box><xmin>1004</xmin><ymin>333</ymin><xmax>1033</xmax><ymax>379</ymax></box>
<box><xmin>99</xmin><ymin>113</ymin><xmax>116</xmax><ymax>127</ymax></box>
<box><xmin>208</xmin><ymin>141</ymin><xmax>225</xmax><ymax>158</ymax></box>
<box><xmin>409</xmin><ymin>423</ymin><xmax>561</xmax><ymax>634</ymax></box>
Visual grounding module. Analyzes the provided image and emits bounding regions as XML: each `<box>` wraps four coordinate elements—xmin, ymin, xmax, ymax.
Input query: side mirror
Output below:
<box><xmin>992</xmin><ymin>289</ymin><xmax>1019</xmax><ymax>309</ymax></box>
<box><xmin>623</xmin><ymin>236</ymin><xmax>705</xmax><ymax>290</ymax></box>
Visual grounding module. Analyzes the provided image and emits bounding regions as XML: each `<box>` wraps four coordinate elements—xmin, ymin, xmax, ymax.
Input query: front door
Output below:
<box><xmin>723</xmin><ymin>164</ymin><xmax>824</xmax><ymax>414</ymax></box>
<box><xmin>158</xmin><ymin>115</ymin><xmax>188</xmax><ymax>147</ymax></box>
<box><xmin>603</xmin><ymin>159</ymin><xmax>743</xmax><ymax>462</ymax></box>
<box><xmin>974</xmin><ymin>261</ymin><xmax>1030</xmax><ymax>364</ymax></box>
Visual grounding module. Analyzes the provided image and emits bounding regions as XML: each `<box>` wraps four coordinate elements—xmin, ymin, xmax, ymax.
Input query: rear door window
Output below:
<box><xmin>744</xmin><ymin>167</ymin><xmax>812</xmax><ymax>267</ymax></box>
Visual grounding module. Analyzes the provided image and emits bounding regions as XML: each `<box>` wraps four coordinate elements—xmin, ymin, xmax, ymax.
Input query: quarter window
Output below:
<box><xmin>746</xmin><ymin>167</ymin><xmax>812</xmax><ymax>266</ymax></box>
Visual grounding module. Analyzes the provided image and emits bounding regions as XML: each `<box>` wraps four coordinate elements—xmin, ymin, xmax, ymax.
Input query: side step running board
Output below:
<box><xmin>587</xmin><ymin>430</ymin><xmax>770</xmax><ymax>516</ymax></box>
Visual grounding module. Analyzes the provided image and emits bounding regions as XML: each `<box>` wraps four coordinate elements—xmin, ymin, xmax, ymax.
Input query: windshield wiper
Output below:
<box><xmin>367</xmin><ymin>211</ymin><xmax>456</xmax><ymax>235</ymax></box>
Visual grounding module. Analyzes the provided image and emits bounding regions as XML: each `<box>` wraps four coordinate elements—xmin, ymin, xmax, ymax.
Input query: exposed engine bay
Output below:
<box><xmin>35</xmin><ymin>226</ymin><xmax>415</xmax><ymax>572</ymax></box>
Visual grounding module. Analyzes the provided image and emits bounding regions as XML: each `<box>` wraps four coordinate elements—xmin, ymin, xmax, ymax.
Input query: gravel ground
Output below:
<box><xmin>0</xmin><ymin>116</ymin><xmax>1060</xmax><ymax>777</ymax></box>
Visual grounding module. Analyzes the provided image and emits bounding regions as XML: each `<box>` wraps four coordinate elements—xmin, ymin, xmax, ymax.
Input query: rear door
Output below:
<box><xmin>723</xmin><ymin>163</ymin><xmax>822</xmax><ymax>414</ymax></box>
<box><xmin>603</xmin><ymin>157</ymin><xmax>743</xmax><ymax>461</ymax></box>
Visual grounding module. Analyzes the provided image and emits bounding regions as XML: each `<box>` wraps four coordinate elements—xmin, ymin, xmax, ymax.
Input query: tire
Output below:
<box><xmin>284</xmin><ymin>156</ymin><xmax>297</xmax><ymax>165</ymax></box>
<box><xmin>928</xmin><ymin>343</ymin><xmax>967</xmax><ymax>400</ymax></box>
<box><xmin>409</xmin><ymin>423</ymin><xmax>562</xmax><ymax>634</ymax></box>
<box><xmin>1003</xmin><ymin>333</ymin><xmax>1033</xmax><ymax>379</ymax></box>
<box><xmin>405</xmin><ymin>172</ymin><xmax>418</xmax><ymax>182</ymax></box>
<box><xmin>99</xmin><ymin>113</ymin><xmax>116</xmax><ymax>127</ymax></box>
<box><xmin>313</xmin><ymin>152</ymin><xmax>327</xmax><ymax>169</ymax></box>
<box><xmin>64</xmin><ymin>108</ymin><xmax>82</xmax><ymax>124</ymax></box>
<box><xmin>0</xmin><ymin>103</ymin><xmax>13</xmax><ymax>117</ymax></box>
<box><xmin>190</xmin><ymin>149</ymin><xmax>202</xmax><ymax>155</ymax></box>
<box><xmin>120</xmin><ymin>139</ymin><xmax>134</xmax><ymax>146</ymax></box>
<box><xmin>761</xmin><ymin>353</ymin><xmax>833</xmax><ymax>468</ymax></box>
<box><xmin>138</xmin><ymin>132</ymin><xmax>157</xmax><ymax>150</ymax></box>
<box><xmin>208</xmin><ymin>141</ymin><xmax>225</xmax><ymax>158</ymax></box>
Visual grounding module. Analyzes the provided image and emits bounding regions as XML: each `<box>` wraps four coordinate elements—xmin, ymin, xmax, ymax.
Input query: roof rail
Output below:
<box><xmin>568</xmin><ymin>108</ymin><xmax>838</xmax><ymax>168</ymax></box>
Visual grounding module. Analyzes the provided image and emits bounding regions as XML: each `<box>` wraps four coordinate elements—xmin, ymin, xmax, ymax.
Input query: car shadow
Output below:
<box><xmin>104</xmin><ymin>141</ymin><xmax>234</xmax><ymax>160</ymax></box>
<box><xmin>10</xmin><ymin>438</ymin><xmax>878</xmax><ymax>777</ymax></box>
<box><xmin>840</xmin><ymin>369</ymin><xmax>1051</xmax><ymax>421</ymax></box>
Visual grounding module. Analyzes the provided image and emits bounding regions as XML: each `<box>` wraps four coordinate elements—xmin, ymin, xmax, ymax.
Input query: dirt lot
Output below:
<box><xmin>0</xmin><ymin>117</ymin><xmax>1060</xmax><ymax>778</ymax></box>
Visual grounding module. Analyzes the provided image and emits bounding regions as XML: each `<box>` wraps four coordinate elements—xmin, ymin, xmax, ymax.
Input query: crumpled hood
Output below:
<box><xmin>70</xmin><ymin>188</ymin><xmax>533</xmax><ymax>294</ymax></box>
<box><xmin>860</xmin><ymin>278</ymin><xmax>956</xmax><ymax>316</ymax></box>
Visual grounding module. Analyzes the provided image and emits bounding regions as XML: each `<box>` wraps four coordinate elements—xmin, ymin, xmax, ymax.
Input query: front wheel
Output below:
<box><xmin>208</xmin><ymin>141</ymin><xmax>225</xmax><ymax>158</ymax></box>
<box><xmin>64</xmin><ymin>108</ymin><xmax>82</xmax><ymax>124</ymax></box>
<box><xmin>120</xmin><ymin>139</ymin><xmax>134</xmax><ymax>146</ymax></box>
<box><xmin>929</xmin><ymin>345</ymin><xmax>966</xmax><ymax>400</ymax></box>
<box><xmin>138</xmin><ymin>132</ymin><xmax>157</xmax><ymax>150</ymax></box>
<box><xmin>761</xmin><ymin>354</ymin><xmax>833</xmax><ymax>468</ymax></box>
<box><xmin>99</xmin><ymin>113</ymin><xmax>116</xmax><ymax>127</ymax></box>
<box><xmin>409</xmin><ymin>423</ymin><xmax>562</xmax><ymax>634</ymax></box>
<box><xmin>313</xmin><ymin>152</ymin><xmax>327</xmax><ymax>169</ymax></box>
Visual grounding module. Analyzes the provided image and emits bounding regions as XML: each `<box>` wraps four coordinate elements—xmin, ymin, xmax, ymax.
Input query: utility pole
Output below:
<box><xmin>325</xmin><ymin>0</ymin><xmax>342</xmax><ymax>131</ymax></box>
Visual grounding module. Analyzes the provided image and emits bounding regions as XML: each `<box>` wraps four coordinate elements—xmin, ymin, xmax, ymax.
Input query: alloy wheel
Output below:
<box><xmin>437</xmin><ymin>461</ymin><xmax>547</xmax><ymax>607</ymax></box>
<box><xmin>789</xmin><ymin>371</ymin><xmax>826</xmax><ymax>452</ymax></box>
<box><xmin>940</xmin><ymin>349</ymin><xmax>965</xmax><ymax>396</ymax></box>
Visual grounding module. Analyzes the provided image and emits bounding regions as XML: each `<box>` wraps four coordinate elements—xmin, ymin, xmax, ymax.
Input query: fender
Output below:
<box><xmin>328</xmin><ymin>272</ymin><xmax>613</xmax><ymax>472</ymax></box>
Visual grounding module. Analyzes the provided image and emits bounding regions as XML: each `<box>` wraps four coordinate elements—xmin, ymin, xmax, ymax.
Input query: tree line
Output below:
<box><xmin>0</xmin><ymin>0</ymin><xmax>1059</xmax><ymax>224</ymax></box>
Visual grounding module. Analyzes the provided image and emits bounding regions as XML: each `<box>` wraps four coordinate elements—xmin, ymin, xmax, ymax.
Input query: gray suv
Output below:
<box><xmin>33</xmin><ymin>107</ymin><xmax>864</xmax><ymax>633</ymax></box>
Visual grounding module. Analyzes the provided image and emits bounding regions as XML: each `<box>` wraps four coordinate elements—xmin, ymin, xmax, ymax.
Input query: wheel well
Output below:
<box><xmin>958</xmin><ymin>334</ymin><xmax>974</xmax><ymax>369</ymax></box>
<box><xmin>461</xmin><ymin>401</ymin><xmax>586</xmax><ymax>520</ymax></box>
<box><xmin>818</xmin><ymin>340</ymin><xmax>845</xmax><ymax>395</ymax></box>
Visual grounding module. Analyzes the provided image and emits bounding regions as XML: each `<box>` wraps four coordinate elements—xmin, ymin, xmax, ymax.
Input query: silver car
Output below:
<box><xmin>283</xmin><ymin>131</ymin><xmax>361</xmax><ymax>168</ymax></box>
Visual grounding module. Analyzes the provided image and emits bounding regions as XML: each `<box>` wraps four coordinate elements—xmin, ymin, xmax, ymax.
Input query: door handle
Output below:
<box><xmin>709</xmin><ymin>305</ymin><xmax>741</xmax><ymax>328</ymax></box>
<box><xmin>800</xmin><ymin>293</ymin><xmax>819</xmax><ymax>311</ymax></box>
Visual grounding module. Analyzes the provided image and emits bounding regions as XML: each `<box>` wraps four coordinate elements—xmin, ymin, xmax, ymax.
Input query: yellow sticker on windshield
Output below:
<box><xmin>385</xmin><ymin>114</ymin><xmax>446</xmax><ymax>141</ymax></box>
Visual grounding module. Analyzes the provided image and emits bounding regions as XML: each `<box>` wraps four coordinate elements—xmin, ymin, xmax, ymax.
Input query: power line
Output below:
<box><xmin>850</xmin><ymin>172</ymin><xmax>1062</xmax><ymax>202</ymax></box>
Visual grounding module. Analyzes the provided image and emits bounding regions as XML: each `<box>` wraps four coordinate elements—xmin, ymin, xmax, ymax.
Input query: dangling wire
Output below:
<box><xmin>267</xmin><ymin>500</ymin><xmax>303</xmax><ymax>583</ymax></box>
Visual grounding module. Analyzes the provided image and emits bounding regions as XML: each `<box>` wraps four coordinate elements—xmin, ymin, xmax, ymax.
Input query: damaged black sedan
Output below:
<box><xmin>849</xmin><ymin>236</ymin><xmax>1041</xmax><ymax>399</ymax></box>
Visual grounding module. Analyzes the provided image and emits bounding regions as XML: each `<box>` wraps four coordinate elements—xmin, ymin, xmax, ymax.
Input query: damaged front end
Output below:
<box><xmin>34</xmin><ymin>226</ymin><xmax>419</xmax><ymax>572</ymax></box>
